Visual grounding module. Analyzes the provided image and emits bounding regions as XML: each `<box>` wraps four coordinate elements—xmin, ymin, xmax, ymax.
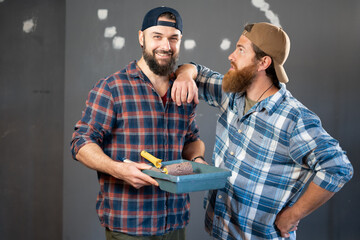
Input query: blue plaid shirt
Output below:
<box><xmin>71</xmin><ymin>61</ymin><xmax>200</xmax><ymax>236</ymax></box>
<box><xmin>193</xmin><ymin>64</ymin><xmax>353</xmax><ymax>240</ymax></box>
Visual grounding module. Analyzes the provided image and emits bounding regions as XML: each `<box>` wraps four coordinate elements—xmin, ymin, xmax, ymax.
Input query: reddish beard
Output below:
<box><xmin>222</xmin><ymin>62</ymin><xmax>258</xmax><ymax>93</ymax></box>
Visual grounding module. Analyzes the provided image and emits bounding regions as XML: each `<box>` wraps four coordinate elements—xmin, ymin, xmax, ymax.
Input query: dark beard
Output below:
<box><xmin>142</xmin><ymin>42</ymin><xmax>178</xmax><ymax>76</ymax></box>
<box><xmin>222</xmin><ymin>63</ymin><xmax>258</xmax><ymax>93</ymax></box>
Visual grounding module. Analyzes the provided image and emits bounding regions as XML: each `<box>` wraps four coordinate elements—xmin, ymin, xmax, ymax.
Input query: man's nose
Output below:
<box><xmin>159</xmin><ymin>38</ymin><xmax>171</xmax><ymax>51</ymax></box>
<box><xmin>228</xmin><ymin>51</ymin><xmax>235</xmax><ymax>62</ymax></box>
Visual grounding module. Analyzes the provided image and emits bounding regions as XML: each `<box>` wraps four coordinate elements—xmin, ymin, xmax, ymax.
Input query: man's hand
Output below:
<box><xmin>275</xmin><ymin>182</ymin><xmax>335</xmax><ymax>238</ymax></box>
<box><xmin>193</xmin><ymin>158</ymin><xmax>208</xmax><ymax>165</ymax></box>
<box><xmin>115</xmin><ymin>160</ymin><xmax>159</xmax><ymax>189</ymax></box>
<box><xmin>275</xmin><ymin>206</ymin><xmax>300</xmax><ymax>238</ymax></box>
<box><xmin>171</xmin><ymin>64</ymin><xmax>199</xmax><ymax>106</ymax></box>
<box><xmin>76</xmin><ymin>143</ymin><xmax>159</xmax><ymax>189</ymax></box>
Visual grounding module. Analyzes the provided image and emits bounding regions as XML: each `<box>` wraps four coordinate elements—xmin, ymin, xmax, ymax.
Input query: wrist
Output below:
<box><xmin>286</xmin><ymin>204</ymin><xmax>304</xmax><ymax>222</ymax></box>
<box><xmin>191</xmin><ymin>156</ymin><xmax>204</xmax><ymax>162</ymax></box>
<box><xmin>176</xmin><ymin>64</ymin><xmax>197</xmax><ymax>80</ymax></box>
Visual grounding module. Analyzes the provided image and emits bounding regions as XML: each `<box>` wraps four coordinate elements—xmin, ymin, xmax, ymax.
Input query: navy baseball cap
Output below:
<box><xmin>141</xmin><ymin>6</ymin><xmax>183</xmax><ymax>33</ymax></box>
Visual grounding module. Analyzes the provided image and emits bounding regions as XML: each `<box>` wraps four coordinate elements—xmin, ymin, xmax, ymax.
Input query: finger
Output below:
<box><xmin>135</xmin><ymin>164</ymin><xmax>159</xmax><ymax>186</ymax></box>
<box><xmin>281</xmin><ymin>232</ymin><xmax>290</xmax><ymax>238</ymax></box>
<box><xmin>291</xmin><ymin>224</ymin><xmax>298</xmax><ymax>231</ymax></box>
<box><xmin>142</xmin><ymin>174</ymin><xmax>159</xmax><ymax>186</ymax></box>
<box><xmin>193</xmin><ymin>91</ymin><xmax>199</xmax><ymax>104</ymax></box>
<box><xmin>186</xmin><ymin>85</ymin><xmax>196</xmax><ymax>104</ymax></box>
<box><xmin>130</xmin><ymin>174</ymin><xmax>159</xmax><ymax>188</ymax></box>
<box><xmin>186</xmin><ymin>83</ymin><xmax>198</xmax><ymax>104</ymax></box>
<box><xmin>286</xmin><ymin>225</ymin><xmax>297</xmax><ymax>233</ymax></box>
<box><xmin>195</xmin><ymin>159</ymin><xmax>208</xmax><ymax>165</ymax></box>
<box><xmin>136</xmin><ymin>163</ymin><xmax>153</xmax><ymax>170</ymax></box>
<box><xmin>175</xmin><ymin>87</ymin><xmax>182</xmax><ymax>106</ymax></box>
<box><xmin>131</xmin><ymin>179</ymin><xmax>149</xmax><ymax>189</ymax></box>
<box><xmin>180</xmin><ymin>86</ymin><xmax>188</xmax><ymax>103</ymax></box>
<box><xmin>171</xmin><ymin>85</ymin><xmax>177</xmax><ymax>102</ymax></box>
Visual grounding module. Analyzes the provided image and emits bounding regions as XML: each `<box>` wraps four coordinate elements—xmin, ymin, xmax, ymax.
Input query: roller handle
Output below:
<box><xmin>140</xmin><ymin>150</ymin><xmax>163</xmax><ymax>168</ymax></box>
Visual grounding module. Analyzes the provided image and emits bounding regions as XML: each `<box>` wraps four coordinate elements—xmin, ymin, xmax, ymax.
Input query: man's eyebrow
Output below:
<box><xmin>151</xmin><ymin>31</ymin><xmax>180</xmax><ymax>38</ymax></box>
<box><xmin>151</xmin><ymin>31</ymin><xmax>163</xmax><ymax>35</ymax></box>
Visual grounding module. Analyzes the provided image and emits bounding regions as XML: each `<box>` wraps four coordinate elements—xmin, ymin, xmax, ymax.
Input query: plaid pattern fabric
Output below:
<box><xmin>71</xmin><ymin>61</ymin><xmax>199</xmax><ymax>236</ymax></box>
<box><xmin>193</xmin><ymin>64</ymin><xmax>353</xmax><ymax>240</ymax></box>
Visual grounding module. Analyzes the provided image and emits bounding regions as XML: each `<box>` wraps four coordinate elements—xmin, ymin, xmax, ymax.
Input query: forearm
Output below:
<box><xmin>275</xmin><ymin>182</ymin><xmax>335</xmax><ymax>237</ymax></box>
<box><xmin>75</xmin><ymin>143</ymin><xmax>119</xmax><ymax>176</ymax></box>
<box><xmin>291</xmin><ymin>182</ymin><xmax>335</xmax><ymax>219</ymax></box>
<box><xmin>76</xmin><ymin>143</ymin><xmax>158</xmax><ymax>188</ymax></box>
<box><xmin>175</xmin><ymin>63</ymin><xmax>198</xmax><ymax>80</ymax></box>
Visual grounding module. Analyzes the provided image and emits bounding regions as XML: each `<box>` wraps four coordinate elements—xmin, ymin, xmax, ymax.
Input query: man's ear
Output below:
<box><xmin>138</xmin><ymin>30</ymin><xmax>144</xmax><ymax>48</ymax></box>
<box><xmin>258</xmin><ymin>56</ymin><xmax>272</xmax><ymax>71</ymax></box>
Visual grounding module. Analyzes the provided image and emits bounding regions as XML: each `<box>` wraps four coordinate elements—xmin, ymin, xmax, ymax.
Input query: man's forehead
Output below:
<box><xmin>237</xmin><ymin>35</ymin><xmax>253</xmax><ymax>48</ymax></box>
<box><xmin>143</xmin><ymin>24</ymin><xmax>181</xmax><ymax>36</ymax></box>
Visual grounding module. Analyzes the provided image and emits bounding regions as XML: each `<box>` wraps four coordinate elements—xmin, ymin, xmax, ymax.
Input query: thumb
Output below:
<box><xmin>136</xmin><ymin>163</ymin><xmax>153</xmax><ymax>170</ymax></box>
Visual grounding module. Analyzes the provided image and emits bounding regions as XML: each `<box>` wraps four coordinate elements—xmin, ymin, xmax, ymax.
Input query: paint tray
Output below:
<box><xmin>142</xmin><ymin>160</ymin><xmax>232</xmax><ymax>194</ymax></box>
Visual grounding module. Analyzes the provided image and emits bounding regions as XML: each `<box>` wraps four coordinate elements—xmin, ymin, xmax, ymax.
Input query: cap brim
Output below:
<box><xmin>274</xmin><ymin>62</ymin><xmax>289</xmax><ymax>83</ymax></box>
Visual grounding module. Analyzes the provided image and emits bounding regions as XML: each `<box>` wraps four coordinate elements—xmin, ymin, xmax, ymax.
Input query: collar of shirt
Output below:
<box><xmin>235</xmin><ymin>83</ymin><xmax>287</xmax><ymax>117</ymax></box>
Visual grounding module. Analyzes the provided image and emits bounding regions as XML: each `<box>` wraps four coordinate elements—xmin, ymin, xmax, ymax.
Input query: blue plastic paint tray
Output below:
<box><xmin>142</xmin><ymin>160</ymin><xmax>232</xmax><ymax>194</ymax></box>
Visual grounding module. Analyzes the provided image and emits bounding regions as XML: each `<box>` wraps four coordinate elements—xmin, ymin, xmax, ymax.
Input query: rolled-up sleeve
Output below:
<box><xmin>190</xmin><ymin>63</ymin><xmax>229</xmax><ymax>111</ymax></box>
<box><xmin>71</xmin><ymin>79</ymin><xmax>115</xmax><ymax>159</ymax></box>
<box><xmin>289</xmin><ymin>109</ymin><xmax>353</xmax><ymax>192</ymax></box>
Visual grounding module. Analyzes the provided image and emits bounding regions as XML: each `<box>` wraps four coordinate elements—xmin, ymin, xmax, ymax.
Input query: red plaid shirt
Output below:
<box><xmin>71</xmin><ymin>61</ymin><xmax>200</xmax><ymax>236</ymax></box>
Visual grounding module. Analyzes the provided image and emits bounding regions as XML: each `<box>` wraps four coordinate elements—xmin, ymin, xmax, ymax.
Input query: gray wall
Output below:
<box><xmin>1</xmin><ymin>0</ymin><xmax>359</xmax><ymax>240</ymax></box>
<box><xmin>0</xmin><ymin>0</ymin><xmax>65</xmax><ymax>239</ymax></box>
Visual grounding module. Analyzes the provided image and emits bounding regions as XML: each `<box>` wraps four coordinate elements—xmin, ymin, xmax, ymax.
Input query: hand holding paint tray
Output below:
<box><xmin>140</xmin><ymin>151</ymin><xmax>232</xmax><ymax>194</ymax></box>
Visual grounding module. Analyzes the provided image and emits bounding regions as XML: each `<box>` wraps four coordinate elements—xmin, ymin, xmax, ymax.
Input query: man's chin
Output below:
<box><xmin>155</xmin><ymin>58</ymin><xmax>173</xmax><ymax>66</ymax></box>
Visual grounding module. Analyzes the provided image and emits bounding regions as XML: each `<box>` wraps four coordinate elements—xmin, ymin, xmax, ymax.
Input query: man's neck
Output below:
<box><xmin>246</xmin><ymin>76</ymin><xmax>278</xmax><ymax>102</ymax></box>
<box><xmin>137</xmin><ymin>57</ymin><xmax>169</xmax><ymax>96</ymax></box>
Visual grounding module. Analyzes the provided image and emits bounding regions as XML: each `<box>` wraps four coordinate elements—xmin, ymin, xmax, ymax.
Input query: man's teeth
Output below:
<box><xmin>157</xmin><ymin>52</ymin><xmax>171</xmax><ymax>56</ymax></box>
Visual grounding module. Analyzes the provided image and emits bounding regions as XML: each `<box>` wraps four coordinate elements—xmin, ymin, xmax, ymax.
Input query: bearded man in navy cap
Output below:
<box><xmin>71</xmin><ymin>6</ymin><xmax>206</xmax><ymax>240</ymax></box>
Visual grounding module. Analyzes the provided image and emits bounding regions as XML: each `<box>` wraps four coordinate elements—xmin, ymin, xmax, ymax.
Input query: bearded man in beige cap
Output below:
<box><xmin>171</xmin><ymin>22</ymin><xmax>353</xmax><ymax>239</ymax></box>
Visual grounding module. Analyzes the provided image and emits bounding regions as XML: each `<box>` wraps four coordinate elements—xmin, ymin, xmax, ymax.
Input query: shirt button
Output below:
<box><xmin>230</xmin><ymin>151</ymin><xmax>235</xmax><ymax>156</ymax></box>
<box><xmin>238</xmin><ymin>129</ymin><xmax>242</xmax><ymax>133</ymax></box>
<box><xmin>218</xmin><ymin>195</ymin><xmax>222</xmax><ymax>199</ymax></box>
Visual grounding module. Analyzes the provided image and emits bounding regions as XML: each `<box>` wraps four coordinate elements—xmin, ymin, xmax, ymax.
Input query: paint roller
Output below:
<box><xmin>140</xmin><ymin>151</ymin><xmax>194</xmax><ymax>176</ymax></box>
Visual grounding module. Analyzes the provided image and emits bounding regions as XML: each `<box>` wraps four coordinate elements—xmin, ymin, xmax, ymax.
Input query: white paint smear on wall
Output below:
<box><xmin>184</xmin><ymin>39</ymin><xmax>196</xmax><ymax>50</ymax></box>
<box><xmin>98</xmin><ymin>9</ymin><xmax>108</xmax><ymax>20</ymax></box>
<box><xmin>220</xmin><ymin>39</ymin><xmax>231</xmax><ymax>51</ymax></box>
<box><xmin>251</xmin><ymin>0</ymin><xmax>281</xmax><ymax>27</ymax></box>
<box><xmin>104</xmin><ymin>26</ymin><xmax>117</xmax><ymax>38</ymax></box>
<box><xmin>23</xmin><ymin>18</ymin><xmax>36</xmax><ymax>33</ymax></box>
<box><xmin>113</xmin><ymin>36</ymin><xmax>125</xmax><ymax>49</ymax></box>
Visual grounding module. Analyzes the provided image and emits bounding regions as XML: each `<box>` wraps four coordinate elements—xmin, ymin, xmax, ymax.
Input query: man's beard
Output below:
<box><xmin>142</xmin><ymin>41</ymin><xmax>178</xmax><ymax>76</ymax></box>
<box><xmin>222</xmin><ymin>62</ymin><xmax>258</xmax><ymax>93</ymax></box>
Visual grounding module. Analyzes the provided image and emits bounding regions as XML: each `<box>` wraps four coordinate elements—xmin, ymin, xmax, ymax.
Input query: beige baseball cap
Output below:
<box><xmin>242</xmin><ymin>22</ymin><xmax>290</xmax><ymax>83</ymax></box>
